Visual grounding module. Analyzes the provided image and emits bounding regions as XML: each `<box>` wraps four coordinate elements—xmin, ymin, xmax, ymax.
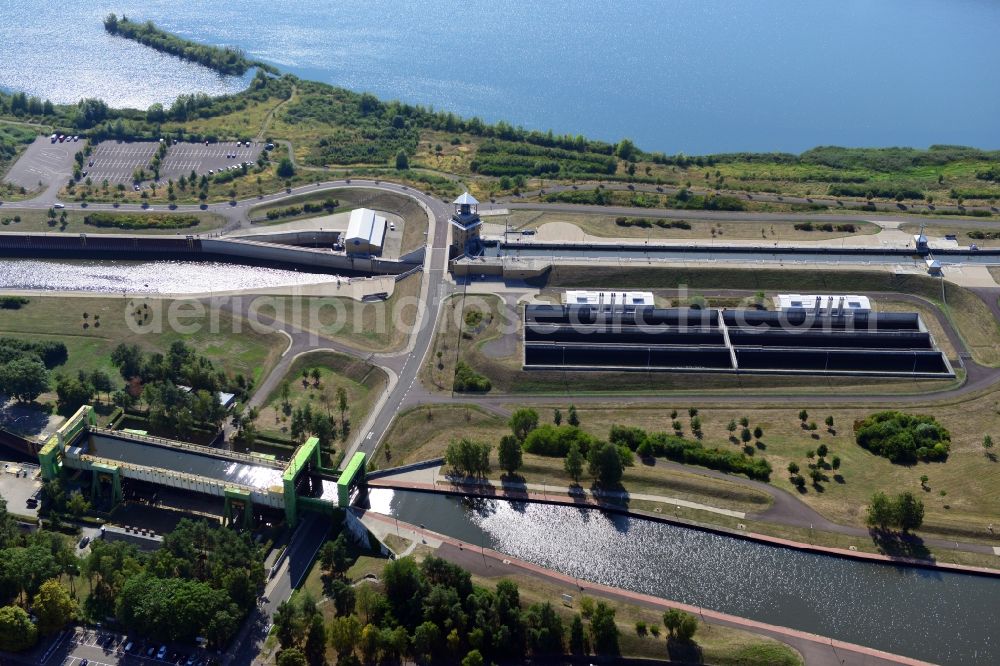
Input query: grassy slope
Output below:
<box><xmin>0</xmin><ymin>209</ymin><xmax>226</xmax><ymax>234</ymax></box>
<box><xmin>257</xmin><ymin>350</ymin><xmax>386</xmax><ymax>452</ymax></box>
<box><xmin>265</xmin><ymin>273</ymin><xmax>422</xmax><ymax>353</ymax></box>
<box><xmin>296</xmin><ymin>534</ymin><xmax>802</xmax><ymax>665</ymax></box>
<box><xmin>505</xmin><ymin>210</ymin><xmax>879</xmax><ymax>241</ymax></box>
<box><xmin>0</xmin><ymin>295</ymin><xmax>283</xmax><ymax>389</ymax></box>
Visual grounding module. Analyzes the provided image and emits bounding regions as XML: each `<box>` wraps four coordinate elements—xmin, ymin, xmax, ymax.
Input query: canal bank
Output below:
<box><xmin>359</xmin><ymin>510</ymin><xmax>930</xmax><ymax>666</ymax></box>
<box><xmin>362</xmin><ymin>488</ymin><xmax>999</xmax><ymax>665</ymax></box>
<box><xmin>367</xmin><ymin>478</ymin><xmax>1000</xmax><ymax>576</ymax></box>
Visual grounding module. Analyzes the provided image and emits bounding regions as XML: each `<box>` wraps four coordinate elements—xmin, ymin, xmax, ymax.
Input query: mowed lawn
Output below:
<box><xmin>376</xmin><ymin>405</ymin><xmax>773</xmax><ymax>515</ymax></box>
<box><xmin>0</xmin><ymin>209</ymin><xmax>226</xmax><ymax>235</ymax></box>
<box><xmin>257</xmin><ymin>350</ymin><xmax>386</xmax><ymax>449</ymax></box>
<box><xmin>505</xmin><ymin>210</ymin><xmax>878</xmax><ymax>241</ymax></box>
<box><xmin>0</xmin><ymin>295</ymin><xmax>284</xmax><ymax>392</ymax></box>
<box><xmin>376</xmin><ymin>399</ymin><xmax>1000</xmax><ymax>543</ymax></box>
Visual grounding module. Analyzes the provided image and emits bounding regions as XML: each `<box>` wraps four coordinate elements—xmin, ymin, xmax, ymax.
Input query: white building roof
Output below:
<box><xmin>346</xmin><ymin>208</ymin><xmax>386</xmax><ymax>249</ymax></box>
<box><xmin>563</xmin><ymin>290</ymin><xmax>655</xmax><ymax>307</ymax></box>
<box><xmin>774</xmin><ymin>294</ymin><xmax>871</xmax><ymax>313</ymax></box>
<box><xmin>454</xmin><ymin>192</ymin><xmax>479</xmax><ymax>205</ymax></box>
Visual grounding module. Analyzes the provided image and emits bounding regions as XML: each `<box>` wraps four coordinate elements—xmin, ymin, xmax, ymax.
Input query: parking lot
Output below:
<box><xmin>85</xmin><ymin>140</ymin><xmax>264</xmax><ymax>187</ymax></box>
<box><xmin>47</xmin><ymin>627</ymin><xmax>216</xmax><ymax>666</ymax></box>
<box><xmin>0</xmin><ymin>459</ymin><xmax>41</xmax><ymax>518</ymax></box>
<box><xmin>2</xmin><ymin>135</ymin><xmax>82</xmax><ymax>190</ymax></box>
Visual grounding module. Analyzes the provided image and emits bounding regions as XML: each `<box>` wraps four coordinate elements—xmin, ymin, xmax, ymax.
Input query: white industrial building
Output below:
<box><xmin>563</xmin><ymin>290</ymin><xmax>655</xmax><ymax>310</ymax></box>
<box><xmin>344</xmin><ymin>208</ymin><xmax>387</xmax><ymax>255</ymax></box>
<box><xmin>774</xmin><ymin>294</ymin><xmax>871</xmax><ymax>315</ymax></box>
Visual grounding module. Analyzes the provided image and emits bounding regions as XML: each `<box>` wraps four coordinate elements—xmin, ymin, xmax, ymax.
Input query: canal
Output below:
<box><xmin>0</xmin><ymin>259</ymin><xmax>337</xmax><ymax>294</ymax></box>
<box><xmin>366</xmin><ymin>488</ymin><xmax>996</xmax><ymax>665</ymax></box>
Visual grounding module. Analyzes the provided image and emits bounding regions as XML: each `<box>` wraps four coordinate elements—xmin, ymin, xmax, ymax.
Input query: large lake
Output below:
<box><xmin>2</xmin><ymin>1</ymin><xmax>999</xmax><ymax>153</ymax></box>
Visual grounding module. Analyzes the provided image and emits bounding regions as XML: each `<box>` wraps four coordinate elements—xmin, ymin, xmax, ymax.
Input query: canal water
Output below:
<box><xmin>0</xmin><ymin>259</ymin><xmax>336</xmax><ymax>294</ymax></box>
<box><xmin>367</xmin><ymin>488</ymin><xmax>997</xmax><ymax>665</ymax></box>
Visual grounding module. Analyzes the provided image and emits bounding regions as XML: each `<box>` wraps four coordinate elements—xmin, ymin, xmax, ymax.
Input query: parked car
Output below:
<box><xmin>157</xmin><ymin>645</ymin><xmax>167</xmax><ymax>659</ymax></box>
<box><xmin>123</xmin><ymin>640</ymin><xmax>133</xmax><ymax>652</ymax></box>
<box><xmin>53</xmin><ymin>203</ymin><xmax>65</xmax><ymax>209</ymax></box>
<box><xmin>78</xmin><ymin>536</ymin><xmax>90</xmax><ymax>548</ymax></box>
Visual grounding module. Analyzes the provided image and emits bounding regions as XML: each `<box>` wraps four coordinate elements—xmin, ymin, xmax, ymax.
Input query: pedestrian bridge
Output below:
<box><xmin>37</xmin><ymin>406</ymin><xmax>367</xmax><ymax>527</ymax></box>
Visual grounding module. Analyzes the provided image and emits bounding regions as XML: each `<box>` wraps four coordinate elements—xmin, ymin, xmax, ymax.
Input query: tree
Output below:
<box><xmin>33</xmin><ymin>579</ymin><xmax>77</xmax><ymax>635</ymax></box>
<box><xmin>553</xmin><ymin>408</ymin><xmax>562</xmax><ymax>425</ymax></box>
<box><xmin>675</xmin><ymin>614</ymin><xmax>698</xmax><ymax>642</ymax></box>
<box><xmin>395</xmin><ymin>150</ymin><xmax>409</xmax><ymax>170</ymax></box>
<box><xmin>0</xmin><ymin>605</ymin><xmax>37</xmax><ymax>651</ymax></box>
<box><xmin>984</xmin><ymin>435</ymin><xmax>994</xmax><ymax>452</ymax></box>
<box><xmin>277</xmin><ymin>157</ymin><xmax>296</xmax><ymax>178</ymax></box>
<box><xmin>524</xmin><ymin>601</ymin><xmax>564</xmax><ymax>655</ymax></box>
<box><xmin>588</xmin><ymin>442</ymin><xmax>624</xmax><ymax>487</ymax></box>
<box><xmin>337</xmin><ymin>386</ymin><xmax>348</xmax><ymax>426</ymax></box>
<box><xmin>328</xmin><ymin>615</ymin><xmax>361</xmax><ymax>658</ymax></box>
<box><xmin>569</xmin><ymin>614</ymin><xmax>586</xmax><ymax>654</ymax></box>
<box><xmin>280</xmin><ymin>381</ymin><xmax>291</xmax><ymax>409</ymax></box>
<box><xmin>753</xmin><ymin>425</ymin><xmax>763</xmax><ymax>440</ymax></box>
<box><xmin>509</xmin><ymin>408</ymin><xmax>539</xmax><ymax>442</ymax></box>
<box><xmin>568</xmin><ymin>404</ymin><xmax>580</xmax><ymax>426</ymax></box>
<box><xmin>445</xmin><ymin>438</ymin><xmax>492</xmax><ymax>477</ymax></box>
<box><xmin>310</xmin><ymin>367</ymin><xmax>322</xmax><ymax>386</ymax></box>
<box><xmin>564</xmin><ymin>441</ymin><xmax>584</xmax><ymax>483</ymax></box>
<box><xmin>726</xmin><ymin>419</ymin><xmax>737</xmax><ymax>436</ymax></box>
<box><xmin>740</xmin><ymin>428</ymin><xmax>752</xmax><ymax>444</ymax></box>
<box><xmin>825</xmin><ymin>415</ymin><xmax>835</xmax><ymax>430</ymax></box>
<box><xmin>798</xmin><ymin>409</ymin><xmax>809</xmax><ymax>423</ymax></box>
<box><xmin>787</xmin><ymin>462</ymin><xmax>799</xmax><ymax>475</ymax></box>
<box><xmin>277</xmin><ymin>648</ymin><xmax>308</xmax><ymax>666</ymax></box>
<box><xmin>817</xmin><ymin>444</ymin><xmax>828</xmax><ymax>458</ymax></box>
<box><xmin>461</xmin><ymin>650</ymin><xmax>484</xmax><ymax>666</ymax></box>
<box><xmin>90</xmin><ymin>369</ymin><xmax>114</xmax><ymax>402</ymax></box>
<box><xmin>66</xmin><ymin>490</ymin><xmax>90</xmax><ymax>518</ymax></box>
<box><xmin>589</xmin><ymin>601</ymin><xmax>619</xmax><ymax>655</ymax></box>
<box><xmin>305</xmin><ymin>614</ymin><xmax>327</xmax><ymax>666</ymax></box>
<box><xmin>498</xmin><ymin>435</ymin><xmax>523</xmax><ymax>475</ymax></box>
<box><xmin>866</xmin><ymin>491</ymin><xmax>896</xmax><ymax>530</ymax></box>
<box><xmin>895</xmin><ymin>491</ymin><xmax>925</xmax><ymax>532</ymax></box>
<box><xmin>0</xmin><ymin>357</ymin><xmax>49</xmax><ymax>402</ymax></box>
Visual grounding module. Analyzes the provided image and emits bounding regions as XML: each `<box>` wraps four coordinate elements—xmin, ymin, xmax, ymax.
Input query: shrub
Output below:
<box><xmin>0</xmin><ymin>296</ymin><xmax>29</xmax><ymax>309</ymax></box>
<box><xmin>452</xmin><ymin>361</ymin><xmax>491</xmax><ymax>393</ymax></box>
<box><xmin>523</xmin><ymin>424</ymin><xmax>597</xmax><ymax>457</ymax></box>
<box><xmin>83</xmin><ymin>212</ymin><xmax>200</xmax><ymax>230</ymax></box>
<box><xmin>854</xmin><ymin>411</ymin><xmax>950</xmax><ymax>463</ymax></box>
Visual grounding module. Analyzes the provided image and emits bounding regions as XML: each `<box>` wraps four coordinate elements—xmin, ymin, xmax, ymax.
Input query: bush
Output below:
<box><xmin>854</xmin><ymin>411</ymin><xmax>950</xmax><ymax>463</ymax></box>
<box><xmin>523</xmin><ymin>424</ymin><xmax>597</xmax><ymax>457</ymax></box>
<box><xmin>83</xmin><ymin>212</ymin><xmax>200</xmax><ymax>230</ymax></box>
<box><xmin>612</xmin><ymin>426</ymin><xmax>771</xmax><ymax>480</ymax></box>
<box><xmin>452</xmin><ymin>361</ymin><xmax>491</xmax><ymax>393</ymax></box>
<box><xmin>0</xmin><ymin>296</ymin><xmax>29</xmax><ymax>309</ymax></box>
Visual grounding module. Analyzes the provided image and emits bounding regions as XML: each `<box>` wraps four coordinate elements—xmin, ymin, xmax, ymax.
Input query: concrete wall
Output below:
<box><xmin>0</xmin><ymin>232</ymin><xmax>419</xmax><ymax>276</ymax></box>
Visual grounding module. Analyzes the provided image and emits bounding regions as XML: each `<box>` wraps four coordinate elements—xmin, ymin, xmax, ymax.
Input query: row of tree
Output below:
<box><xmin>273</xmin><ymin>552</ymin><xmax>627</xmax><ymax>666</ymax></box>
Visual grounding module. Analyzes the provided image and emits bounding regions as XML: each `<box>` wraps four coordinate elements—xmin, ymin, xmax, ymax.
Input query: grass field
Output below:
<box><xmin>899</xmin><ymin>221</ymin><xmax>1000</xmax><ymax>247</ymax></box>
<box><xmin>296</xmin><ymin>528</ymin><xmax>802</xmax><ymax>665</ymax></box>
<box><xmin>374</xmin><ymin>404</ymin><xmax>774</xmax><ymax>515</ymax></box>
<box><xmin>0</xmin><ymin>294</ymin><xmax>284</xmax><ymax>393</ymax></box>
<box><xmin>0</xmin><ymin>208</ymin><xmax>226</xmax><ymax>234</ymax></box>
<box><xmin>265</xmin><ymin>273</ymin><xmax>421</xmax><ymax>353</ymax></box>
<box><xmin>377</xmin><ymin>396</ymin><xmax>1000</xmax><ymax>547</ymax></box>
<box><xmin>504</xmin><ymin>210</ymin><xmax>878</xmax><ymax>241</ymax></box>
<box><xmin>257</xmin><ymin>351</ymin><xmax>386</xmax><ymax>452</ymax></box>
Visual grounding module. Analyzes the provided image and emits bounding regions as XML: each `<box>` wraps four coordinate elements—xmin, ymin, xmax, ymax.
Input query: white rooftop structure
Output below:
<box><xmin>345</xmin><ymin>208</ymin><xmax>387</xmax><ymax>253</ymax></box>
<box><xmin>453</xmin><ymin>192</ymin><xmax>479</xmax><ymax>206</ymax></box>
<box><xmin>774</xmin><ymin>294</ymin><xmax>871</xmax><ymax>314</ymax></box>
<box><xmin>563</xmin><ymin>290</ymin><xmax>655</xmax><ymax>309</ymax></box>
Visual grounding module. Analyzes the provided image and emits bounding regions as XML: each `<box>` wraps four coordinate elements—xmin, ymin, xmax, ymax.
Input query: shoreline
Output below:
<box><xmin>359</xmin><ymin>509</ymin><xmax>937</xmax><ymax>666</ymax></box>
<box><xmin>367</xmin><ymin>478</ymin><xmax>1000</xmax><ymax>578</ymax></box>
